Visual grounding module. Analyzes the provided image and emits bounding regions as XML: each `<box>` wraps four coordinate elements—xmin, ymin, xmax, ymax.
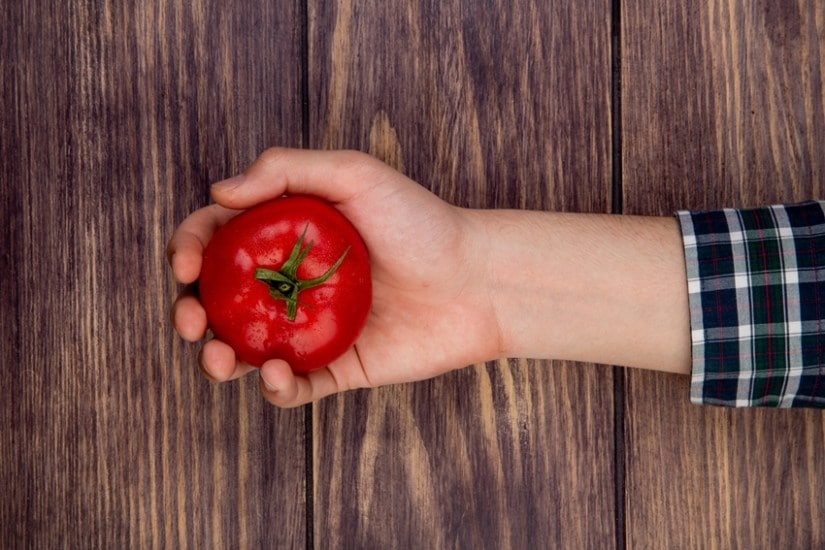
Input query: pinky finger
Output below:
<box><xmin>199</xmin><ymin>339</ymin><xmax>256</xmax><ymax>382</ymax></box>
<box><xmin>171</xmin><ymin>285</ymin><xmax>207</xmax><ymax>342</ymax></box>
<box><xmin>258</xmin><ymin>360</ymin><xmax>342</xmax><ymax>408</ymax></box>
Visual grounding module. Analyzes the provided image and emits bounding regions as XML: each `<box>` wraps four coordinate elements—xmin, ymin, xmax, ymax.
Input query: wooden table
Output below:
<box><xmin>3</xmin><ymin>1</ymin><xmax>823</xmax><ymax>547</ymax></box>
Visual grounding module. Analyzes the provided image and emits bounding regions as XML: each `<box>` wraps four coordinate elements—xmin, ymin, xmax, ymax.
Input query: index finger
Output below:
<box><xmin>209</xmin><ymin>148</ymin><xmax>382</xmax><ymax>211</ymax></box>
<box><xmin>167</xmin><ymin>204</ymin><xmax>239</xmax><ymax>284</ymax></box>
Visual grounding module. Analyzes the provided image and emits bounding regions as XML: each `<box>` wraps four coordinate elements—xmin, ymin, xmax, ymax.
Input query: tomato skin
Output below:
<box><xmin>198</xmin><ymin>196</ymin><xmax>371</xmax><ymax>372</ymax></box>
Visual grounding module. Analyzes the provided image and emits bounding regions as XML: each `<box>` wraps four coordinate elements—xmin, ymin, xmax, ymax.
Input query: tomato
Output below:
<box><xmin>198</xmin><ymin>196</ymin><xmax>372</xmax><ymax>372</ymax></box>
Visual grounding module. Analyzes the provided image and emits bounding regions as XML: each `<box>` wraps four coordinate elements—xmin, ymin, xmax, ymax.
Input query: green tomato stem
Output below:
<box><xmin>254</xmin><ymin>224</ymin><xmax>350</xmax><ymax>321</ymax></box>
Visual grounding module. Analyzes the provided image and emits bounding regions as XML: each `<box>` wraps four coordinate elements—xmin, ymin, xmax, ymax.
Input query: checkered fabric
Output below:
<box><xmin>676</xmin><ymin>201</ymin><xmax>825</xmax><ymax>408</ymax></box>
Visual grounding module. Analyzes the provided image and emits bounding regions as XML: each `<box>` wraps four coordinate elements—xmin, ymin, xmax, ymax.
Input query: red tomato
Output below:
<box><xmin>198</xmin><ymin>196</ymin><xmax>372</xmax><ymax>372</ymax></box>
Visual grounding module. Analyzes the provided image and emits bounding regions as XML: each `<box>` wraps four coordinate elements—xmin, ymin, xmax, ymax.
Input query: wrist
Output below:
<box><xmin>466</xmin><ymin>208</ymin><xmax>581</xmax><ymax>361</ymax></box>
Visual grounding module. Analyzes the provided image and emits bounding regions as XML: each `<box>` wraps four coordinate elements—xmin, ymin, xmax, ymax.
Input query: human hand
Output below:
<box><xmin>168</xmin><ymin>148</ymin><xmax>502</xmax><ymax>407</ymax></box>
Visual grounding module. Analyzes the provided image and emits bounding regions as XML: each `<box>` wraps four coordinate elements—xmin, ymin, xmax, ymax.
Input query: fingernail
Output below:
<box><xmin>211</xmin><ymin>174</ymin><xmax>245</xmax><ymax>191</ymax></box>
<box><xmin>261</xmin><ymin>366</ymin><xmax>278</xmax><ymax>393</ymax></box>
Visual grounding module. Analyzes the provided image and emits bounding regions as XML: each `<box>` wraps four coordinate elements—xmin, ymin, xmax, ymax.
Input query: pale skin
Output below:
<box><xmin>168</xmin><ymin>148</ymin><xmax>692</xmax><ymax>408</ymax></box>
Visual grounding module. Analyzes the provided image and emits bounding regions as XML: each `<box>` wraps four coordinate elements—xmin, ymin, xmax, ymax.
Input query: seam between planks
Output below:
<box><xmin>611</xmin><ymin>0</ymin><xmax>627</xmax><ymax>548</ymax></box>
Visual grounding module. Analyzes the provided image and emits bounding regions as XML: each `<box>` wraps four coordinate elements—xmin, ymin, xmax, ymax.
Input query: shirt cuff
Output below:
<box><xmin>676</xmin><ymin>201</ymin><xmax>825</xmax><ymax>408</ymax></box>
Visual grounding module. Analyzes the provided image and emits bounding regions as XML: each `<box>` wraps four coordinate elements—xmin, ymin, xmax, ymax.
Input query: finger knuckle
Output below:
<box><xmin>258</xmin><ymin>147</ymin><xmax>288</xmax><ymax>168</ymax></box>
<box><xmin>333</xmin><ymin>149</ymin><xmax>377</xmax><ymax>174</ymax></box>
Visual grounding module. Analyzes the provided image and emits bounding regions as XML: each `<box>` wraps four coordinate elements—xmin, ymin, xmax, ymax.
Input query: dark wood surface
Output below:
<box><xmin>3</xmin><ymin>1</ymin><xmax>307</xmax><ymax>547</ymax></box>
<box><xmin>2</xmin><ymin>1</ymin><xmax>823</xmax><ymax>548</ymax></box>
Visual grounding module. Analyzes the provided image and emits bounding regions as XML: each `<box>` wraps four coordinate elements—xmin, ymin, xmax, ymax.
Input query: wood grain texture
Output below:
<box><xmin>309</xmin><ymin>1</ymin><xmax>616</xmax><ymax>547</ymax></box>
<box><xmin>313</xmin><ymin>362</ymin><xmax>616</xmax><ymax>549</ymax></box>
<box><xmin>1</xmin><ymin>0</ymin><xmax>24</xmax><ymax>542</ymax></box>
<box><xmin>622</xmin><ymin>0</ymin><xmax>825</xmax><ymax>214</ymax></box>
<box><xmin>622</xmin><ymin>0</ymin><xmax>825</xmax><ymax>547</ymax></box>
<box><xmin>2</xmin><ymin>1</ymin><xmax>306</xmax><ymax>547</ymax></box>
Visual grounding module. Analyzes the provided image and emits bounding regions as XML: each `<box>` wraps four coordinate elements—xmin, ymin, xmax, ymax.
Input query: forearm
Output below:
<box><xmin>465</xmin><ymin>209</ymin><xmax>691</xmax><ymax>374</ymax></box>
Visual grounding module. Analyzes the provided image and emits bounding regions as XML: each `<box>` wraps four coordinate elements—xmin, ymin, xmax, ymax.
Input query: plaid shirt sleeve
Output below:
<box><xmin>676</xmin><ymin>201</ymin><xmax>825</xmax><ymax>408</ymax></box>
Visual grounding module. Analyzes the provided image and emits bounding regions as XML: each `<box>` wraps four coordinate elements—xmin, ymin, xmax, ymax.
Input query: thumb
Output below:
<box><xmin>210</xmin><ymin>147</ymin><xmax>377</xmax><ymax>209</ymax></box>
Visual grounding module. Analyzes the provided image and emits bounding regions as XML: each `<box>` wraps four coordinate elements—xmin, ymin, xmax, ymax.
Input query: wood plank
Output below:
<box><xmin>622</xmin><ymin>0</ymin><xmax>825</xmax><ymax>546</ymax></box>
<box><xmin>310</xmin><ymin>1</ymin><xmax>616</xmax><ymax>547</ymax></box>
<box><xmin>2</xmin><ymin>1</ymin><xmax>306</xmax><ymax>547</ymax></box>
<box><xmin>0</xmin><ymin>0</ymin><xmax>24</xmax><ymax>542</ymax></box>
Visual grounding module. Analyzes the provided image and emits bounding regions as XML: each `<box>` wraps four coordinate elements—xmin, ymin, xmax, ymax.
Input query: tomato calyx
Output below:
<box><xmin>254</xmin><ymin>224</ymin><xmax>350</xmax><ymax>321</ymax></box>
